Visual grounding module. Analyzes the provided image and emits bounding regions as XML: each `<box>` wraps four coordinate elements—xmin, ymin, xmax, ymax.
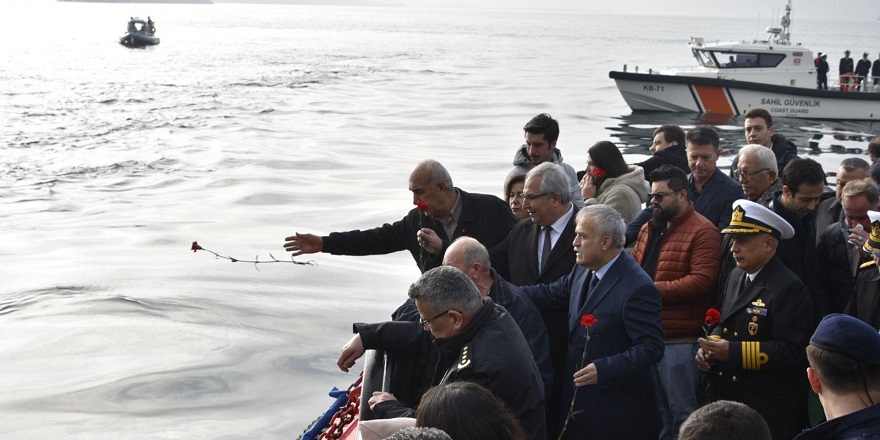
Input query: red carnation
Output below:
<box><xmin>416</xmin><ymin>201</ymin><xmax>429</xmax><ymax>212</ymax></box>
<box><xmin>580</xmin><ymin>314</ymin><xmax>597</xmax><ymax>328</ymax></box>
<box><xmin>704</xmin><ymin>308</ymin><xmax>721</xmax><ymax>326</ymax></box>
<box><xmin>590</xmin><ymin>167</ymin><xmax>606</xmax><ymax>179</ymax></box>
<box><xmin>191</xmin><ymin>241</ymin><xmax>202</xmax><ymax>252</ymax></box>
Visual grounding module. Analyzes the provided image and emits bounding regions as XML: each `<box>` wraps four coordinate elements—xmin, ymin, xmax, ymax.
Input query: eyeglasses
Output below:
<box><xmin>419</xmin><ymin>309</ymin><xmax>450</xmax><ymax>328</ymax></box>
<box><xmin>517</xmin><ymin>192</ymin><xmax>551</xmax><ymax>202</ymax></box>
<box><xmin>732</xmin><ymin>168</ymin><xmax>771</xmax><ymax>181</ymax></box>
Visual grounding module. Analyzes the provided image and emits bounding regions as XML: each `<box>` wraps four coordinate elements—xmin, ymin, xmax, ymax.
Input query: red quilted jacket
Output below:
<box><xmin>632</xmin><ymin>203</ymin><xmax>721</xmax><ymax>338</ymax></box>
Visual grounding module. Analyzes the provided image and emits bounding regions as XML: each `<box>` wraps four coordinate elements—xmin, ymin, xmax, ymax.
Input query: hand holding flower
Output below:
<box><xmin>417</xmin><ymin>228</ymin><xmax>442</xmax><ymax>255</ymax></box>
<box><xmin>573</xmin><ymin>362</ymin><xmax>599</xmax><ymax>387</ymax></box>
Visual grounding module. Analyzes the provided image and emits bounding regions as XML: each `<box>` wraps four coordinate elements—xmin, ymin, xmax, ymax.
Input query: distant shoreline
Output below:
<box><xmin>58</xmin><ymin>0</ymin><xmax>214</xmax><ymax>4</ymax></box>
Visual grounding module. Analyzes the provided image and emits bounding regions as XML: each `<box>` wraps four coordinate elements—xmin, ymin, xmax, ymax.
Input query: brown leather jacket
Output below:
<box><xmin>632</xmin><ymin>202</ymin><xmax>721</xmax><ymax>338</ymax></box>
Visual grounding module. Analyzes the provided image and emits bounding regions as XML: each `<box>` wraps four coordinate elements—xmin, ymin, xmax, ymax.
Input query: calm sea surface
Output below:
<box><xmin>1</xmin><ymin>1</ymin><xmax>878</xmax><ymax>438</ymax></box>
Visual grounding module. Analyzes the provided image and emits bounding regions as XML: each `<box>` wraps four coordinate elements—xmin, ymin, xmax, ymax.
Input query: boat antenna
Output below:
<box><xmin>755</xmin><ymin>12</ymin><xmax>761</xmax><ymax>41</ymax></box>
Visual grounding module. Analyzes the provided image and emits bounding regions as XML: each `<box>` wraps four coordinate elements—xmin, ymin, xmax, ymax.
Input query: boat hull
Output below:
<box><xmin>610</xmin><ymin>71</ymin><xmax>880</xmax><ymax>120</ymax></box>
<box><xmin>119</xmin><ymin>33</ymin><xmax>160</xmax><ymax>48</ymax></box>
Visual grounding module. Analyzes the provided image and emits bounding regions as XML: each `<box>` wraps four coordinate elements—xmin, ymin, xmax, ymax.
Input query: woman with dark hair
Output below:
<box><xmin>579</xmin><ymin>140</ymin><xmax>649</xmax><ymax>223</ymax></box>
<box><xmin>415</xmin><ymin>382</ymin><xmax>527</xmax><ymax>440</ymax></box>
<box><xmin>504</xmin><ymin>173</ymin><xmax>529</xmax><ymax>221</ymax></box>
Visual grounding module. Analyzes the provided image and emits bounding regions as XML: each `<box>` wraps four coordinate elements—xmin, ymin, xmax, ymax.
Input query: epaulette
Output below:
<box><xmin>456</xmin><ymin>344</ymin><xmax>472</xmax><ymax>370</ymax></box>
<box><xmin>859</xmin><ymin>260</ymin><xmax>875</xmax><ymax>270</ymax></box>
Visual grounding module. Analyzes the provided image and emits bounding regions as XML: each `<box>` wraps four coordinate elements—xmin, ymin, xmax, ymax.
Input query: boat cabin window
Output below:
<box><xmin>711</xmin><ymin>52</ymin><xmax>786</xmax><ymax>69</ymax></box>
<box><xmin>692</xmin><ymin>49</ymin><xmax>717</xmax><ymax>68</ymax></box>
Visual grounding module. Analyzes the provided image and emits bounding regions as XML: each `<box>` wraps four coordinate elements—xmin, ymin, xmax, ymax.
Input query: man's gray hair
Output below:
<box><xmin>416</xmin><ymin>159</ymin><xmax>454</xmax><ymax>189</ymax></box>
<box><xmin>386</xmin><ymin>427</ymin><xmax>453</xmax><ymax>440</ymax></box>
<box><xmin>577</xmin><ymin>204</ymin><xmax>625</xmax><ymax>249</ymax></box>
<box><xmin>408</xmin><ymin>266</ymin><xmax>482</xmax><ymax>316</ymax></box>
<box><xmin>842</xmin><ymin>178</ymin><xmax>880</xmax><ymax>205</ymax></box>
<box><xmin>449</xmin><ymin>237</ymin><xmax>492</xmax><ymax>271</ymax></box>
<box><xmin>527</xmin><ymin>162</ymin><xmax>572</xmax><ymax>204</ymax></box>
<box><xmin>738</xmin><ymin>144</ymin><xmax>778</xmax><ymax>174</ymax></box>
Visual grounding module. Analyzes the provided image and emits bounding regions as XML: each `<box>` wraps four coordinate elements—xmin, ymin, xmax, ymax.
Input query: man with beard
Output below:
<box><xmin>631</xmin><ymin>165</ymin><xmax>721</xmax><ymax>440</ymax></box>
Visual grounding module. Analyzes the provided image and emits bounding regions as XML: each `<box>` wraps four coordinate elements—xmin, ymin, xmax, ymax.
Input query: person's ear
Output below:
<box><xmin>807</xmin><ymin>367</ymin><xmax>823</xmax><ymax>394</ymax></box>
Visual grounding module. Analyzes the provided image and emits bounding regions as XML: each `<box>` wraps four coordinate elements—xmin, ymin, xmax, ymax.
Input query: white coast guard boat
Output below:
<box><xmin>609</xmin><ymin>1</ymin><xmax>880</xmax><ymax>120</ymax></box>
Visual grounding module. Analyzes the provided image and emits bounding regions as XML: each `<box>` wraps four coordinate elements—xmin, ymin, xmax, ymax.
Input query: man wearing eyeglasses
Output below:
<box><xmin>716</xmin><ymin>145</ymin><xmax>782</xmax><ymax>307</ymax></box>
<box><xmin>336</xmin><ymin>266</ymin><xmax>547</xmax><ymax>440</ymax></box>
<box><xmin>489</xmin><ymin>162</ymin><xmax>578</xmax><ymax>437</ymax></box>
<box><xmin>727</xmin><ymin>108</ymin><xmax>799</xmax><ymax>181</ymax></box>
<box><xmin>631</xmin><ymin>165</ymin><xmax>721</xmax><ymax>440</ymax></box>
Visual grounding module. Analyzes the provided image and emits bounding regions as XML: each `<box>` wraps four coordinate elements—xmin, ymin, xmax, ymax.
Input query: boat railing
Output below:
<box><xmin>832</xmin><ymin>75</ymin><xmax>880</xmax><ymax>93</ymax></box>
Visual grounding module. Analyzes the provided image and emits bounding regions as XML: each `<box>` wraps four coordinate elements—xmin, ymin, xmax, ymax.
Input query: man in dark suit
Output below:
<box><xmin>520</xmin><ymin>204</ymin><xmax>665</xmax><ymax>439</ymax></box>
<box><xmin>489</xmin><ymin>162</ymin><xmax>577</xmax><ymax>436</ymax></box>
<box><xmin>815</xmin><ymin>158</ymin><xmax>870</xmax><ymax>243</ymax></box>
<box><xmin>283</xmin><ymin>159</ymin><xmax>515</xmax><ymax>273</ymax></box>
<box><xmin>697</xmin><ymin>199</ymin><xmax>812</xmax><ymax>440</ymax></box>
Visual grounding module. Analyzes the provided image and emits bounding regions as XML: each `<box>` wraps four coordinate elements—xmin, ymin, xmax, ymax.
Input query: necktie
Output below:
<box><xmin>740</xmin><ymin>275</ymin><xmax>751</xmax><ymax>295</ymax></box>
<box><xmin>540</xmin><ymin>226</ymin><xmax>552</xmax><ymax>272</ymax></box>
<box><xmin>581</xmin><ymin>274</ymin><xmax>600</xmax><ymax>310</ymax></box>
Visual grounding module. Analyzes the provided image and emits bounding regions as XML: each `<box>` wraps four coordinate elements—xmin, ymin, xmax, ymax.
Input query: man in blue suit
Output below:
<box><xmin>521</xmin><ymin>204</ymin><xmax>665</xmax><ymax>439</ymax></box>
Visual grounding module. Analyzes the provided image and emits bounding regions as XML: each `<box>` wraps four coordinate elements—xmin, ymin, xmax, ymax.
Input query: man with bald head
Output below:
<box><xmin>283</xmin><ymin>159</ymin><xmax>516</xmax><ymax>272</ymax></box>
<box><xmin>443</xmin><ymin>237</ymin><xmax>552</xmax><ymax>394</ymax></box>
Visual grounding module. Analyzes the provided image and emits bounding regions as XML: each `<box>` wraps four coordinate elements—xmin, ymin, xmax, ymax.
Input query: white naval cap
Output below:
<box><xmin>721</xmin><ymin>199</ymin><xmax>795</xmax><ymax>240</ymax></box>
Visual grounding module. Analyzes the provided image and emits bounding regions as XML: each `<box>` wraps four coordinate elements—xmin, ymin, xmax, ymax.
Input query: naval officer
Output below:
<box><xmin>696</xmin><ymin>199</ymin><xmax>812</xmax><ymax>440</ymax></box>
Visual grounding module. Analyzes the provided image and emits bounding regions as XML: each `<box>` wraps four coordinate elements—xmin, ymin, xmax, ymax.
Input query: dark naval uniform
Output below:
<box><xmin>711</xmin><ymin>255</ymin><xmax>812</xmax><ymax>440</ymax></box>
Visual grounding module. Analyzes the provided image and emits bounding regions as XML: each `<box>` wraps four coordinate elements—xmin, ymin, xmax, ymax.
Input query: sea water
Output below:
<box><xmin>1</xmin><ymin>1</ymin><xmax>878</xmax><ymax>438</ymax></box>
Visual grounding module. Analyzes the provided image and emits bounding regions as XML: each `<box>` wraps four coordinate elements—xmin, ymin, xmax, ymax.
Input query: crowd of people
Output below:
<box><xmin>816</xmin><ymin>49</ymin><xmax>880</xmax><ymax>91</ymax></box>
<box><xmin>285</xmin><ymin>110</ymin><xmax>880</xmax><ymax>440</ymax></box>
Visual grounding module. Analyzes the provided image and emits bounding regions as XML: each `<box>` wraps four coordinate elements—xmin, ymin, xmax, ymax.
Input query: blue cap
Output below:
<box><xmin>810</xmin><ymin>314</ymin><xmax>880</xmax><ymax>365</ymax></box>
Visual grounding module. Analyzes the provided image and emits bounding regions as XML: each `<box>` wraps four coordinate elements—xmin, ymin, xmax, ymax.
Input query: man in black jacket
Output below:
<box><xmin>636</xmin><ymin>124</ymin><xmax>689</xmax><ymax>180</ymax></box>
<box><xmin>816</xmin><ymin>52</ymin><xmax>829</xmax><ymax>90</ymax></box>
<box><xmin>337</xmin><ymin>266</ymin><xmax>547</xmax><ymax>440</ymax></box>
<box><xmin>855</xmin><ymin>52</ymin><xmax>872</xmax><ymax>90</ymax></box>
<box><xmin>283</xmin><ymin>159</ymin><xmax>515</xmax><ymax>273</ymax></box>
<box><xmin>728</xmin><ymin>108</ymin><xmax>799</xmax><ymax>180</ymax></box>
<box><xmin>697</xmin><ymin>199</ymin><xmax>812</xmax><ymax>440</ymax></box>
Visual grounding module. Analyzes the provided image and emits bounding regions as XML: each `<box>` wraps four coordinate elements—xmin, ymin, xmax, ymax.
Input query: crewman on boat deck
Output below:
<box><xmin>696</xmin><ymin>199</ymin><xmax>812</xmax><ymax>440</ymax></box>
<box><xmin>816</xmin><ymin>53</ymin><xmax>829</xmax><ymax>90</ymax></box>
<box><xmin>856</xmin><ymin>52</ymin><xmax>872</xmax><ymax>90</ymax></box>
<box><xmin>872</xmin><ymin>53</ymin><xmax>880</xmax><ymax>86</ymax></box>
<box><xmin>507</xmin><ymin>113</ymin><xmax>584</xmax><ymax>209</ymax></box>
<box><xmin>336</xmin><ymin>266</ymin><xmax>547</xmax><ymax>440</ymax></box>
<box><xmin>840</xmin><ymin>50</ymin><xmax>855</xmax><ymax>90</ymax></box>
<box><xmin>728</xmin><ymin>108</ymin><xmax>799</xmax><ymax>181</ymax></box>
<box><xmin>283</xmin><ymin>159</ymin><xmax>515</xmax><ymax>273</ymax></box>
